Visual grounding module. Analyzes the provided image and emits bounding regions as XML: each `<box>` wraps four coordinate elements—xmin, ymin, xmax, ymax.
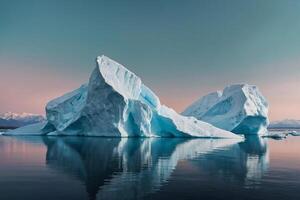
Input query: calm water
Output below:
<box><xmin>0</xmin><ymin>135</ymin><xmax>300</xmax><ymax>200</ymax></box>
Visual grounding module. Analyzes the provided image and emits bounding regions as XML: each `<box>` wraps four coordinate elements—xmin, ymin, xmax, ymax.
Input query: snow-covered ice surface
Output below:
<box><xmin>182</xmin><ymin>84</ymin><xmax>269</xmax><ymax>135</ymax></box>
<box><xmin>7</xmin><ymin>56</ymin><xmax>240</xmax><ymax>139</ymax></box>
<box><xmin>289</xmin><ymin>131</ymin><xmax>300</xmax><ymax>136</ymax></box>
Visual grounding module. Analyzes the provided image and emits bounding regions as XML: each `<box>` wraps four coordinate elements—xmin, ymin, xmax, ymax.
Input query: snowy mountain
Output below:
<box><xmin>0</xmin><ymin>112</ymin><xmax>45</xmax><ymax>128</ymax></box>
<box><xmin>269</xmin><ymin>119</ymin><xmax>300</xmax><ymax>129</ymax></box>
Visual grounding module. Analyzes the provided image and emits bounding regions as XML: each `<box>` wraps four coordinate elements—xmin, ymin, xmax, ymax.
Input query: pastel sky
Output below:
<box><xmin>1</xmin><ymin>0</ymin><xmax>300</xmax><ymax>121</ymax></box>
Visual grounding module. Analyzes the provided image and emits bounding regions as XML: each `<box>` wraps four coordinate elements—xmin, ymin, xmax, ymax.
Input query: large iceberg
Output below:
<box><xmin>182</xmin><ymin>84</ymin><xmax>269</xmax><ymax>135</ymax></box>
<box><xmin>7</xmin><ymin>56</ymin><xmax>240</xmax><ymax>138</ymax></box>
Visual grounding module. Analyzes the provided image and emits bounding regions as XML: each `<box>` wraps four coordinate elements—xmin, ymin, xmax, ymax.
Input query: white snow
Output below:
<box><xmin>289</xmin><ymin>131</ymin><xmax>300</xmax><ymax>136</ymax></box>
<box><xmin>154</xmin><ymin>105</ymin><xmax>240</xmax><ymax>138</ymax></box>
<box><xmin>182</xmin><ymin>84</ymin><xmax>269</xmax><ymax>135</ymax></box>
<box><xmin>8</xmin><ymin>55</ymin><xmax>241</xmax><ymax>139</ymax></box>
<box><xmin>97</xmin><ymin>55</ymin><xmax>142</xmax><ymax>99</ymax></box>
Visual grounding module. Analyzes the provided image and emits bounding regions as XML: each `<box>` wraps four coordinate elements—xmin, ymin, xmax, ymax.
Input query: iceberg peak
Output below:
<box><xmin>7</xmin><ymin>55</ymin><xmax>241</xmax><ymax>139</ymax></box>
<box><xmin>182</xmin><ymin>83</ymin><xmax>269</xmax><ymax>135</ymax></box>
<box><xmin>96</xmin><ymin>55</ymin><xmax>142</xmax><ymax>100</ymax></box>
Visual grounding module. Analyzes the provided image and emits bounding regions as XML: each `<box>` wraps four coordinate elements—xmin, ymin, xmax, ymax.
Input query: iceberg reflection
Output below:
<box><xmin>42</xmin><ymin>136</ymin><xmax>268</xmax><ymax>199</ymax></box>
<box><xmin>189</xmin><ymin>135</ymin><xmax>269</xmax><ymax>188</ymax></box>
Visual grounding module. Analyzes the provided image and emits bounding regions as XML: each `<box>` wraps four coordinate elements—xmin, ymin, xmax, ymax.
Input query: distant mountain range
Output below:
<box><xmin>0</xmin><ymin>112</ymin><xmax>45</xmax><ymax>128</ymax></box>
<box><xmin>1</xmin><ymin>111</ymin><xmax>299</xmax><ymax>130</ymax></box>
<box><xmin>269</xmin><ymin>119</ymin><xmax>300</xmax><ymax>129</ymax></box>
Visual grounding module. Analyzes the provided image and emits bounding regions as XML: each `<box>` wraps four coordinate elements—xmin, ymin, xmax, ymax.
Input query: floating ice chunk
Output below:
<box><xmin>289</xmin><ymin>131</ymin><xmax>300</xmax><ymax>136</ymax></box>
<box><xmin>182</xmin><ymin>84</ymin><xmax>269</xmax><ymax>135</ymax></box>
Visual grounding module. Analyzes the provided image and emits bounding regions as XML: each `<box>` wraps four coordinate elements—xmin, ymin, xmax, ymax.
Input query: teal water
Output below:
<box><xmin>0</xmin><ymin>135</ymin><xmax>299</xmax><ymax>200</ymax></box>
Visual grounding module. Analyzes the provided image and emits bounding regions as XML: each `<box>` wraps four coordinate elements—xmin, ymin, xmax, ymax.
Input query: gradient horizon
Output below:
<box><xmin>1</xmin><ymin>0</ymin><xmax>300</xmax><ymax>121</ymax></box>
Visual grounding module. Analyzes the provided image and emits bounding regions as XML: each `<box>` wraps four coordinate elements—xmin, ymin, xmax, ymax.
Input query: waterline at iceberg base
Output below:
<box><xmin>6</xmin><ymin>55</ymin><xmax>268</xmax><ymax>138</ymax></box>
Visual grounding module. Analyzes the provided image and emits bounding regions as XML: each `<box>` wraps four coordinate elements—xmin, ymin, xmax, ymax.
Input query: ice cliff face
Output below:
<box><xmin>182</xmin><ymin>84</ymin><xmax>269</xmax><ymax>135</ymax></box>
<box><xmin>7</xmin><ymin>55</ymin><xmax>240</xmax><ymax>138</ymax></box>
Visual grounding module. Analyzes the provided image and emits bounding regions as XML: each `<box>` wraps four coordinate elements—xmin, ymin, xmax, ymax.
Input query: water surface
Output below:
<box><xmin>0</xmin><ymin>135</ymin><xmax>299</xmax><ymax>200</ymax></box>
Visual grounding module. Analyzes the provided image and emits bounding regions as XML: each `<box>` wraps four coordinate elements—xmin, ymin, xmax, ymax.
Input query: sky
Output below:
<box><xmin>0</xmin><ymin>0</ymin><xmax>300</xmax><ymax>121</ymax></box>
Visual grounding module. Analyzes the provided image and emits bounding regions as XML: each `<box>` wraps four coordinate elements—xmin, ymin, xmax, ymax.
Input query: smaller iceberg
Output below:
<box><xmin>6</xmin><ymin>56</ymin><xmax>240</xmax><ymax>139</ymax></box>
<box><xmin>182</xmin><ymin>84</ymin><xmax>269</xmax><ymax>135</ymax></box>
<box><xmin>289</xmin><ymin>131</ymin><xmax>300</xmax><ymax>136</ymax></box>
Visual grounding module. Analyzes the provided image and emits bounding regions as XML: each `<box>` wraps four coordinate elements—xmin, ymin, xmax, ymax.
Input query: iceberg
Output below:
<box><xmin>289</xmin><ymin>131</ymin><xmax>300</xmax><ymax>136</ymax></box>
<box><xmin>7</xmin><ymin>55</ymin><xmax>240</xmax><ymax>139</ymax></box>
<box><xmin>182</xmin><ymin>84</ymin><xmax>269</xmax><ymax>135</ymax></box>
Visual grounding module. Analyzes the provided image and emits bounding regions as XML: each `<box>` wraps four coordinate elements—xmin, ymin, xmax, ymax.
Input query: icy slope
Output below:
<box><xmin>182</xmin><ymin>84</ymin><xmax>269</xmax><ymax>135</ymax></box>
<box><xmin>7</xmin><ymin>56</ymin><xmax>240</xmax><ymax>139</ymax></box>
